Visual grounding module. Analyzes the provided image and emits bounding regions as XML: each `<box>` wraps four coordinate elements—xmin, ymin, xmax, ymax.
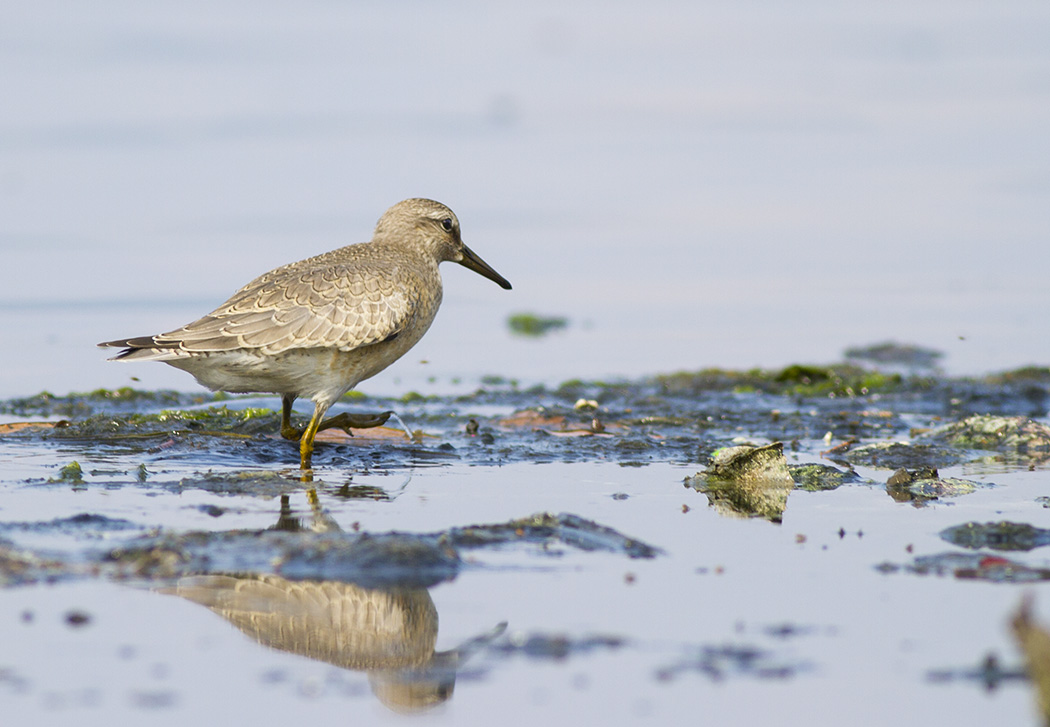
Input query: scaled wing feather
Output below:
<box><xmin>153</xmin><ymin>261</ymin><xmax>416</xmax><ymax>355</ymax></box>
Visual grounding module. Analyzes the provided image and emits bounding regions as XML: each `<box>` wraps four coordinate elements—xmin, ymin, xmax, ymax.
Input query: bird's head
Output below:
<box><xmin>375</xmin><ymin>198</ymin><xmax>512</xmax><ymax>290</ymax></box>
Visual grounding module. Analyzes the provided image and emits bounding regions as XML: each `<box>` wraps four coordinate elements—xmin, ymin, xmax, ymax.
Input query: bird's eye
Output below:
<box><xmin>441</xmin><ymin>218</ymin><xmax>454</xmax><ymax>232</ymax></box>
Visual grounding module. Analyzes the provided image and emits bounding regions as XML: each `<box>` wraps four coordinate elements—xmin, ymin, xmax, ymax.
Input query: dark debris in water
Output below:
<box><xmin>788</xmin><ymin>463</ymin><xmax>860</xmax><ymax>492</ymax></box>
<box><xmin>0</xmin><ymin>512</ymin><xmax>141</xmax><ymax>536</ymax></box>
<box><xmin>919</xmin><ymin>415</ymin><xmax>1050</xmax><ymax>453</ymax></box>
<box><xmin>655</xmin><ymin>643</ymin><xmax>808</xmax><ymax>682</ymax></box>
<box><xmin>885</xmin><ymin>468</ymin><xmax>985</xmax><ymax>505</ymax></box>
<box><xmin>840</xmin><ymin>442</ymin><xmax>973</xmax><ymax>470</ymax></box>
<box><xmin>927</xmin><ymin>653</ymin><xmax>1027</xmax><ymax>690</ymax></box>
<box><xmin>877</xmin><ymin>552</ymin><xmax>1050</xmax><ymax>583</ymax></box>
<box><xmin>449</xmin><ymin>512</ymin><xmax>660</xmax><ymax>559</ymax></box>
<box><xmin>35</xmin><ymin>511</ymin><xmax>660</xmax><ymax>589</ymax></box>
<box><xmin>844</xmin><ymin>341</ymin><xmax>944</xmax><ymax>371</ymax></box>
<box><xmin>490</xmin><ymin>632</ymin><xmax>626</xmax><ymax>661</ymax></box>
<box><xmin>103</xmin><ymin>529</ymin><xmax>461</xmax><ymax>589</ymax></box>
<box><xmin>940</xmin><ymin>521</ymin><xmax>1050</xmax><ymax>552</ymax></box>
<box><xmin>0</xmin><ymin>543</ymin><xmax>70</xmax><ymax>587</ymax></box>
<box><xmin>170</xmin><ymin>470</ymin><xmax>306</xmax><ymax>498</ymax></box>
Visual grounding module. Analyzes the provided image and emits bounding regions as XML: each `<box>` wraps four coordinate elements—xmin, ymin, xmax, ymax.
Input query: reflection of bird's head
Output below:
<box><xmin>368</xmin><ymin>619</ymin><xmax>509</xmax><ymax>714</ymax></box>
<box><xmin>369</xmin><ymin>669</ymin><xmax>456</xmax><ymax>713</ymax></box>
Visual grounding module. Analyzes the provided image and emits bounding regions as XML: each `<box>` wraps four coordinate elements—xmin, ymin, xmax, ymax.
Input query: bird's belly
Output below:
<box><xmin>168</xmin><ymin>321</ymin><xmax>431</xmax><ymax>404</ymax></box>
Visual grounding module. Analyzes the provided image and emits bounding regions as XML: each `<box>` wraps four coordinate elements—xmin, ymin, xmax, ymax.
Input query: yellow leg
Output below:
<box><xmin>299</xmin><ymin>403</ymin><xmax>326</xmax><ymax>471</ymax></box>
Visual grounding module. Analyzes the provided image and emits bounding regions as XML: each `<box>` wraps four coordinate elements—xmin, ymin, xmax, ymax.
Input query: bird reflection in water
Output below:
<box><xmin>163</xmin><ymin>574</ymin><xmax>504</xmax><ymax>712</ymax></box>
<box><xmin>160</xmin><ymin>489</ymin><xmax>505</xmax><ymax>712</ymax></box>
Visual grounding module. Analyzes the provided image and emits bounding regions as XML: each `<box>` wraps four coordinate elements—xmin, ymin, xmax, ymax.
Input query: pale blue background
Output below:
<box><xmin>2</xmin><ymin>0</ymin><xmax>1048</xmax><ymax>397</ymax></box>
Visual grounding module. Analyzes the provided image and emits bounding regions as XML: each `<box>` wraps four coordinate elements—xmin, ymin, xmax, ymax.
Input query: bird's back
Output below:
<box><xmin>108</xmin><ymin>240</ymin><xmax>443</xmax><ymax>360</ymax></box>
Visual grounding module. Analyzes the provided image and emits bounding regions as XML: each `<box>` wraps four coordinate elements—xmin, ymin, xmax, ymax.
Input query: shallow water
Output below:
<box><xmin>1</xmin><ymin>459</ymin><xmax>1042</xmax><ymax>726</ymax></box>
<box><xmin>2</xmin><ymin>2</ymin><xmax>1050</xmax><ymax>725</ymax></box>
<box><xmin>3</xmin><ymin>374</ymin><xmax>1050</xmax><ymax>725</ymax></box>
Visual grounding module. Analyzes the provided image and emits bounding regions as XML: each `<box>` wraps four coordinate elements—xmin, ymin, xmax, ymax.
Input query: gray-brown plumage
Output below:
<box><xmin>99</xmin><ymin>198</ymin><xmax>511</xmax><ymax>469</ymax></box>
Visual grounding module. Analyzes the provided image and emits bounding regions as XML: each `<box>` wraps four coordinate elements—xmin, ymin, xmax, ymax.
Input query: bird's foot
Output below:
<box><xmin>317</xmin><ymin>410</ymin><xmax>394</xmax><ymax>435</ymax></box>
<box><xmin>283</xmin><ymin>411</ymin><xmax>392</xmax><ymax>441</ymax></box>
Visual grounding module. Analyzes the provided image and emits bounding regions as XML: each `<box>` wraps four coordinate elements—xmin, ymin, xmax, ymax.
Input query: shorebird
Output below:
<box><xmin>99</xmin><ymin>198</ymin><xmax>511</xmax><ymax>470</ymax></box>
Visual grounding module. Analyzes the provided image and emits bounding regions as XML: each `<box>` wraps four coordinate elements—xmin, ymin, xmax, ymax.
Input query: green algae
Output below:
<box><xmin>50</xmin><ymin>461</ymin><xmax>84</xmax><ymax>485</ymax></box>
<box><xmin>49</xmin><ymin>406</ymin><xmax>282</xmax><ymax>439</ymax></box>
<box><xmin>686</xmin><ymin>443</ymin><xmax>795</xmax><ymax>522</ymax></box>
<box><xmin>788</xmin><ymin>464</ymin><xmax>859</xmax><ymax>492</ymax></box>
<box><xmin>920</xmin><ymin>415</ymin><xmax>1050</xmax><ymax>452</ymax></box>
<box><xmin>0</xmin><ymin>388</ymin><xmax>210</xmax><ymax>418</ymax></box>
<box><xmin>507</xmin><ymin>313</ymin><xmax>568</xmax><ymax>337</ymax></box>
<box><xmin>653</xmin><ymin>364</ymin><xmax>911</xmax><ymax>398</ymax></box>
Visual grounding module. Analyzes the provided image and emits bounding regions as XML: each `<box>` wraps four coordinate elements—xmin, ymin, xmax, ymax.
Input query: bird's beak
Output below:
<box><xmin>458</xmin><ymin>244</ymin><xmax>512</xmax><ymax>290</ymax></box>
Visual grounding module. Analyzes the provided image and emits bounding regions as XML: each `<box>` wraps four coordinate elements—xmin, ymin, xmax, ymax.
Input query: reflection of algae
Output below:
<box><xmin>686</xmin><ymin>443</ymin><xmax>794</xmax><ymax>523</ymax></box>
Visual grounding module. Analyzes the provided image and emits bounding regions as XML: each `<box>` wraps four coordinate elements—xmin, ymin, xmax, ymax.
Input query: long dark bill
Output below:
<box><xmin>458</xmin><ymin>244</ymin><xmax>512</xmax><ymax>290</ymax></box>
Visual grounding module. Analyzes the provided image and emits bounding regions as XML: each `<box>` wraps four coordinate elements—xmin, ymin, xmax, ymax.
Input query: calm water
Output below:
<box><xmin>0</xmin><ymin>448</ymin><xmax>1045</xmax><ymax>726</ymax></box>
<box><xmin>2</xmin><ymin>3</ymin><xmax>1050</xmax><ymax>725</ymax></box>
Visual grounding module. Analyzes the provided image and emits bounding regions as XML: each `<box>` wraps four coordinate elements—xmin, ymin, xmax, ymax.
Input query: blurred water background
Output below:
<box><xmin>1</xmin><ymin>1</ymin><xmax>1048</xmax><ymax>398</ymax></box>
